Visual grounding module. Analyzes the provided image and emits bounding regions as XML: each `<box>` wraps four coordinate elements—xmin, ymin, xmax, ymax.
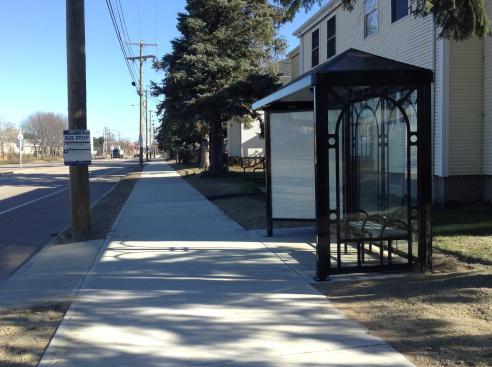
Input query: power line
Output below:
<box><xmin>148</xmin><ymin>94</ymin><xmax>160</xmax><ymax>105</ymax></box>
<box><xmin>115</xmin><ymin>0</ymin><xmax>137</xmax><ymax>75</ymax></box>
<box><xmin>105</xmin><ymin>0</ymin><xmax>138</xmax><ymax>91</ymax></box>
<box><xmin>107</xmin><ymin>0</ymin><xmax>137</xmax><ymax>85</ymax></box>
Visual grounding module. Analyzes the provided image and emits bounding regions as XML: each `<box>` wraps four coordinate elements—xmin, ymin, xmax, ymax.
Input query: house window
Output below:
<box><xmin>392</xmin><ymin>0</ymin><xmax>408</xmax><ymax>22</ymax></box>
<box><xmin>364</xmin><ymin>0</ymin><xmax>378</xmax><ymax>37</ymax></box>
<box><xmin>327</xmin><ymin>16</ymin><xmax>336</xmax><ymax>59</ymax></box>
<box><xmin>311</xmin><ymin>29</ymin><xmax>319</xmax><ymax>67</ymax></box>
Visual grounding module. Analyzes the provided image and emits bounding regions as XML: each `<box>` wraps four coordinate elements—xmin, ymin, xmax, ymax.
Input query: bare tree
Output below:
<box><xmin>23</xmin><ymin>112</ymin><xmax>67</xmax><ymax>157</ymax></box>
<box><xmin>0</xmin><ymin>121</ymin><xmax>18</xmax><ymax>158</ymax></box>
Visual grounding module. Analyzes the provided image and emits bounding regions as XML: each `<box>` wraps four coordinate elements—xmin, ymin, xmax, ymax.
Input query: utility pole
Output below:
<box><xmin>127</xmin><ymin>41</ymin><xmax>156</xmax><ymax>165</ymax></box>
<box><xmin>150</xmin><ymin>111</ymin><xmax>156</xmax><ymax>158</ymax></box>
<box><xmin>149</xmin><ymin>112</ymin><xmax>153</xmax><ymax>160</ymax></box>
<box><xmin>145</xmin><ymin>90</ymin><xmax>149</xmax><ymax>161</ymax></box>
<box><xmin>66</xmin><ymin>0</ymin><xmax>90</xmax><ymax>238</ymax></box>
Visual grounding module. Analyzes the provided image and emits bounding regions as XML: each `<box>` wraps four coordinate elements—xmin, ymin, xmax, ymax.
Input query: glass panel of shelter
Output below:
<box><xmin>326</xmin><ymin>86</ymin><xmax>419</xmax><ymax>272</ymax></box>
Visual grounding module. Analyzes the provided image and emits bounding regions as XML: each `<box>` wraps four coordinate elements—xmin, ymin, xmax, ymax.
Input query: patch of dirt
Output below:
<box><xmin>174</xmin><ymin>162</ymin><xmax>492</xmax><ymax>366</ymax></box>
<box><xmin>213</xmin><ymin>195</ymin><xmax>266</xmax><ymax>230</ymax></box>
<box><xmin>174</xmin><ymin>163</ymin><xmax>313</xmax><ymax>230</ymax></box>
<box><xmin>85</xmin><ymin>169</ymin><xmax>142</xmax><ymax>241</ymax></box>
<box><xmin>315</xmin><ymin>253</ymin><xmax>492</xmax><ymax>367</ymax></box>
<box><xmin>0</xmin><ymin>166</ymin><xmax>142</xmax><ymax>367</ymax></box>
<box><xmin>0</xmin><ymin>303</ymin><xmax>69</xmax><ymax>367</ymax></box>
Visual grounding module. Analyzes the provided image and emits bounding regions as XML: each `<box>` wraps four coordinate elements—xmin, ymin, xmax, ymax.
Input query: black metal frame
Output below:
<box><xmin>258</xmin><ymin>49</ymin><xmax>433</xmax><ymax>280</ymax></box>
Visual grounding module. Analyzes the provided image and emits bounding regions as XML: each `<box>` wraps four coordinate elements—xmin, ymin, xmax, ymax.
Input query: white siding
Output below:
<box><xmin>448</xmin><ymin>39</ymin><xmax>484</xmax><ymax>176</ymax></box>
<box><xmin>296</xmin><ymin>0</ymin><xmax>489</xmax><ymax>181</ymax></box>
<box><xmin>292</xmin><ymin>52</ymin><xmax>301</xmax><ymax>79</ymax></box>
<box><xmin>434</xmin><ymin>37</ymin><xmax>448</xmax><ymax>177</ymax></box>
<box><xmin>227</xmin><ymin>122</ymin><xmax>241</xmax><ymax>157</ymax></box>
<box><xmin>241</xmin><ymin>120</ymin><xmax>264</xmax><ymax>157</ymax></box>
<box><xmin>484</xmin><ymin>0</ymin><xmax>492</xmax><ymax>174</ymax></box>
<box><xmin>300</xmin><ymin>1</ymin><xmax>433</xmax><ymax>73</ymax></box>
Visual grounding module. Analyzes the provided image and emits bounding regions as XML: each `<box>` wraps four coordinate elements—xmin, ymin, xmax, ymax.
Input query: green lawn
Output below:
<box><xmin>433</xmin><ymin>204</ymin><xmax>492</xmax><ymax>264</ymax></box>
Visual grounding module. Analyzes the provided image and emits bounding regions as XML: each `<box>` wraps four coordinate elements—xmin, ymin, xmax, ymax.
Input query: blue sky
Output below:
<box><xmin>0</xmin><ymin>0</ymin><xmax>321</xmax><ymax>141</ymax></box>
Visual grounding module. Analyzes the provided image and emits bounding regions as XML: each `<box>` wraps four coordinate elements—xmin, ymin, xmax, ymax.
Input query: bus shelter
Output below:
<box><xmin>253</xmin><ymin>49</ymin><xmax>433</xmax><ymax>280</ymax></box>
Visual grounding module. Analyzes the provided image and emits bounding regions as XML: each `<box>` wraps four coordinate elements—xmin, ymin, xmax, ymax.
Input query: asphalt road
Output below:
<box><xmin>0</xmin><ymin>159</ymin><xmax>139</xmax><ymax>282</ymax></box>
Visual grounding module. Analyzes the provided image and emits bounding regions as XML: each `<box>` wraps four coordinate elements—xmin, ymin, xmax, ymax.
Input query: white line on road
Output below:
<box><xmin>0</xmin><ymin>187</ymin><xmax>69</xmax><ymax>216</ymax></box>
<box><xmin>0</xmin><ymin>164</ymin><xmax>135</xmax><ymax>216</ymax></box>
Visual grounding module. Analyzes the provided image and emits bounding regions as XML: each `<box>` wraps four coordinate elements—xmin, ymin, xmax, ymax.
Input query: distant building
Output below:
<box><xmin>226</xmin><ymin>48</ymin><xmax>301</xmax><ymax>160</ymax></box>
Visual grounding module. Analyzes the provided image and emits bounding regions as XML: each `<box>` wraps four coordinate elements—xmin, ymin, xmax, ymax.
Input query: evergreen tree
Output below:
<box><xmin>153</xmin><ymin>0</ymin><xmax>284</xmax><ymax>175</ymax></box>
<box><xmin>276</xmin><ymin>0</ymin><xmax>490</xmax><ymax>40</ymax></box>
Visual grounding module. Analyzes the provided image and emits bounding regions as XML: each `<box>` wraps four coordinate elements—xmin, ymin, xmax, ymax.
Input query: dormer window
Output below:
<box><xmin>364</xmin><ymin>0</ymin><xmax>378</xmax><ymax>38</ymax></box>
<box><xmin>311</xmin><ymin>29</ymin><xmax>319</xmax><ymax>67</ymax></box>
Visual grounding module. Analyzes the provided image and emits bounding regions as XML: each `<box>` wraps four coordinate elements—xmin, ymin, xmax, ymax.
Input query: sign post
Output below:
<box><xmin>17</xmin><ymin>129</ymin><xmax>23</xmax><ymax>171</ymax></box>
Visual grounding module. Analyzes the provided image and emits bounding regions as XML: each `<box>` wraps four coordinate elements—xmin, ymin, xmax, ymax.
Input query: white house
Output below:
<box><xmin>289</xmin><ymin>0</ymin><xmax>492</xmax><ymax>204</ymax></box>
<box><xmin>226</xmin><ymin>119</ymin><xmax>264</xmax><ymax>158</ymax></box>
<box><xmin>227</xmin><ymin>49</ymin><xmax>302</xmax><ymax>160</ymax></box>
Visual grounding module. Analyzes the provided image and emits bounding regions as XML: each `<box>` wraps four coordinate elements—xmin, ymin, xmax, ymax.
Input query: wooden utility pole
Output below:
<box><xmin>66</xmin><ymin>0</ymin><xmax>90</xmax><ymax>238</ymax></box>
<box><xmin>145</xmin><ymin>90</ymin><xmax>149</xmax><ymax>161</ymax></box>
<box><xmin>127</xmin><ymin>41</ymin><xmax>156</xmax><ymax>165</ymax></box>
<box><xmin>149</xmin><ymin>112</ymin><xmax>153</xmax><ymax>159</ymax></box>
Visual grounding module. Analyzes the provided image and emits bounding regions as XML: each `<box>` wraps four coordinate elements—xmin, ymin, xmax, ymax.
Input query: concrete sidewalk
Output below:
<box><xmin>40</xmin><ymin>162</ymin><xmax>414</xmax><ymax>367</ymax></box>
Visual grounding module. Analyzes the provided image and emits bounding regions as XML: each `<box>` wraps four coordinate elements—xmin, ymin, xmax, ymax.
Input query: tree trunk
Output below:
<box><xmin>201</xmin><ymin>135</ymin><xmax>210</xmax><ymax>170</ymax></box>
<box><xmin>175</xmin><ymin>144</ymin><xmax>180</xmax><ymax>163</ymax></box>
<box><xmin>208</xmin><ymin>121</ymin><xmax>224</xmax><ymax>176</ymax></box>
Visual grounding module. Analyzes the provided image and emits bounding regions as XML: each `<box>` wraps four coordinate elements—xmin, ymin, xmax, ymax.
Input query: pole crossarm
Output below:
<box><xmin>126</xmin><ymin>41</ymin><xmax>158</xmax><ymax>47</ymax></box>
<box><xmin>126</xmin><ymin>55</ymin><xmax>156</xmax><ymax>61</ymax></box>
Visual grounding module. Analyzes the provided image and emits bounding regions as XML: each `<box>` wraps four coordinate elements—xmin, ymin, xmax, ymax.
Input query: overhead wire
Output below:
<box><xmin>115</xmin><ymin>0</ymin><xmax>134</xmax><ymax>58</ymax></box>
<box><xmin>105</xmin><ymin>0</ymin><xmax>139</xmax><ymax>92</ymax></box>
<box><xmin>114</xmin><ymin>0</ymin><xmax>139</xmax><ymax>81</ymax></box>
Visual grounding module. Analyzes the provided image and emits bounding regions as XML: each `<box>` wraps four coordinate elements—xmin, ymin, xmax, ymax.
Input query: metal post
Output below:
<box><xmin>19</xmin><ymin>139</ymin><xmax>22</xmax><ymax>171</ymax></box>
<box><xmin>264</xmin><ymin>111</ymin><xmax>273</xmax><ymax>236</ymax></box>
<box><xmin>314</xmin><ymin>84</ymin><xmax>330</xmax><ymax>281</ymax></box>
<box><xmin>18</xmin><ymin>128</ymin><xmax>23</xmax><ymax>171</ymax></box>
<box><xmin>417</xmin><ymin>83</ymin><xmax>433</xmax><ymax>271</ymax></box>
<box><xmin>66</xmin><ymin>0</ymin><xmax>91</xmax><ymax>238</ymax></box>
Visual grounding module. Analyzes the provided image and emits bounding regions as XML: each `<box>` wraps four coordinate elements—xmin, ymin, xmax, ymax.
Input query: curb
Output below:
<box><xmin>0</xmin><ymin>164</ymin><xmax>144</xmax><ymax>286</ymax></box>
<box><xmin>39</xmin><ymin>165</ymin><xmax>146</xmax><ymax>365</ymax></box>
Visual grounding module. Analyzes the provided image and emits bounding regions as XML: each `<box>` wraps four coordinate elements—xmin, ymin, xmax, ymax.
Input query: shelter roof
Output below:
<box><xmin>253</xmin><ymin>49</ymin><xmax>433</xmax><ymax>110</ymax></box>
